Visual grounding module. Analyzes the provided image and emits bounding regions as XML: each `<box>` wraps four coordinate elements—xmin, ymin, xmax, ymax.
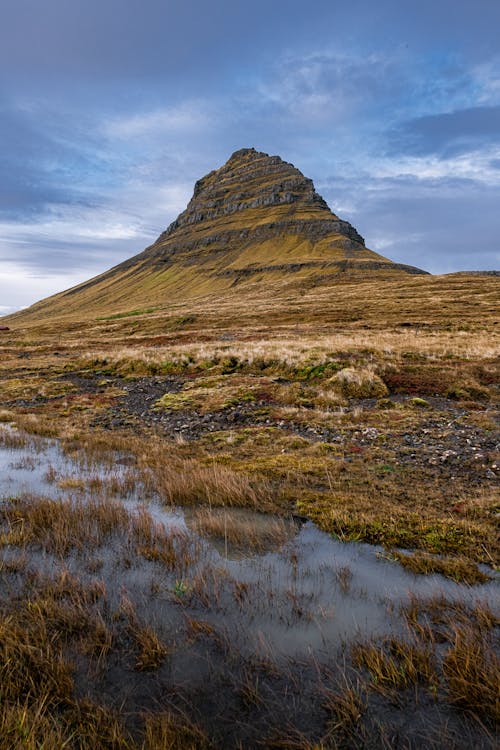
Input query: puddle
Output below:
<box><xmin>2</xmin><ymin>425</ymin><xmax>499</xmax><ymax>746</ymax></box>
<box><xmin>0</xmin><ymin>424</ymin><xmax>498</xmax><ymax>663</ymax></box>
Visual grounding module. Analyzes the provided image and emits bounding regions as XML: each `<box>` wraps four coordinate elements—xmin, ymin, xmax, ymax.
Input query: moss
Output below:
<box><xmin>411</xmin><ymin>397</ymin><xmax>430</xmax><ymax>408</ymax></box>
<box><xmin>375</xmin><ymin>398</ymin><xmax>396</xmax><ymax>410</ymax></box>
<box><xmin>155</xmin><ymin>377</ymin><xmax>261</xmax><ymax>413</ymax></box>
<box><xmin>155</xmin><ymin>392</ymin><xmax>197</xmax><ymax>411</ymax></box>
<box><xmin>296</xmin><ymin>497</ymin><xmax>494</xmax><ymax>561</ymax></box>
<box><xmin>294</xmin><ymin>360</ymin><xmax>343</xmax><ymax>380</ymax></box>
<box><xmin>97</xmin><ymin>307</ymin><xmax>159</xmax><ymax>320</ymax></box>
<box><xmin>221</xmin><ymin>355</ymin><xmax>243</xmax><ymax>374</ymax></box>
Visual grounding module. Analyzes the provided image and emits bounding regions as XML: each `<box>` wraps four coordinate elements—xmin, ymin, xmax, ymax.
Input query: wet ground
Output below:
<box><xmin>1</xmin><ymin>425</ymin><xmax>498</xmax><ymax>748</ymax></box>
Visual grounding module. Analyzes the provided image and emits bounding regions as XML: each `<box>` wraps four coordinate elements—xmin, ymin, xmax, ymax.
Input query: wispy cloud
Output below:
<box><xmin>0</xmin><ymin>260</ymin><xmax>90</xmax><ymax>311</ymax></box>
<box><xmin>473</xmin><ymin>57</ymin><xmax>500</xmax><ymax>105</ymax></box>
<box><xmin>102</xmin><ymin>101</ymin><xmax>213</xmax><ymax>139</ymax></box>
<box><xmin>371</xmin><ymin>145</ymin><xmax>500</xmax><ymax>185</ymax></box>
<box><xmin>251</xmin><ymin>51</ymin><xmax>404</xmax><ymax>130</ymax></box>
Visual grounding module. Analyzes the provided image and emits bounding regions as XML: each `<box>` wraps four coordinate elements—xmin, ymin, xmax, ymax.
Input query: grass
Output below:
<box><xmin>0</xmin><ymin>475</ymin><xmax>497</xmax><ymax>746</ymax></box>
<box><xmin>0</xmin><ymin>269</ymin><xmax>498</xmax><ymax>746</ymax></box>
<box><xmin>351</xmin><ymin>609</ymin><xmax>499</xmax><ymax>723</ymax></box>
<box><xmin>443</xmin><ymin>625</ymin><xmax>500</xmax><ymax>720</ymax></box>
<box><xmin>188</xmin><ymin>507</ymin><xmax>294</xmax><ymax>552</ymax></box>
<box><xmin>120</xmin><ymin>597</ymin><xmax>169</xmax><ymax>671</ymax></box>
<box><xmin>330</xmin><ymin>367</ymin><xmax>388</xmax><ymax>399</ymax></box>
<box><xmin>401</xmin><ymin>595</ymin><xmax>500</xmax><ymax>723</ymax></box>
<box><xmin>352</xmin><ymin>638</ymin><xmax>436</xmax><ymax>693</ymax></box>
<box><xmin>0</xmin><ymin>567</ymin><xmax>135</xmax><ymax>749</ymax></box>
<box><xmin>142</xmin><ymin>712</ymin><xmax>209</xmax><ymax>749</ymax></box>
<box><xmin>323</xmin><ymin>683</ymin><xmax>366</xmax><ymax>734</ymax></box>
<box><xmin>140</xmin><ymin>452</ymin><xmax>270</xmax><ymax>509</ymax></box>
<box><xmin>390</xmin><ymin>550</ymin><xmax>490</xmax><ymax>584</ymax></box>
<box><xmin>0</xmin><ymin>495</ymin><xmax>130</xmax><ymax>555</ymax></box>
<box><xmin>97</xmin><ymin>307</ymin><xmax>159</xmax><ymax>321</ymax></box>
<box><xmin>296</xmin><ymin>491</ymin><xmax>499</xmax><ymax>565</ymax></box>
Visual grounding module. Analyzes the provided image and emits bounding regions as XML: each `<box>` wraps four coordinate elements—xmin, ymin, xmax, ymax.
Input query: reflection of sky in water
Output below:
<box><xmin>1</xmin><ymin>426</ymin><xmax>498</xmax><ymax>661</ymax></box>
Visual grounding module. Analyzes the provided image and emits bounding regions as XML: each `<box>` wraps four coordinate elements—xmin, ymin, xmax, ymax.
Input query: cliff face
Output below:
<box><xmin>11</xmin><ymin>148</ymin><xmax>427</xmax><ymax>320</ymax></box>
<box><xmin>163</xmin><ymin>147</ymin><xmax>363</xmax><ymax>242</ymax></box>
<box><xmin>137</xmin><ymin>147</ymin><xmax>370</xmax><ymax>270</ymax></box>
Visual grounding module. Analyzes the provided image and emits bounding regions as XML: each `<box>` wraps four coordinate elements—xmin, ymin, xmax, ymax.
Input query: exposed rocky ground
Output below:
<box><xmin>39</xmin><ymin>372</ymin><xmax>492</xmax><ymax>489</ymax></box>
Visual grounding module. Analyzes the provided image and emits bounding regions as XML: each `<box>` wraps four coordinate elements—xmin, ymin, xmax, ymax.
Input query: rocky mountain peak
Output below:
<box><xmin>21</xmin><ymin>148</ymin><xmax>426</xmax><ymax>319</ymax></box>
<box><xmin>165</xmin><ymin>148</ymin><xmax>334</xmax><ymax>237</ymax></box>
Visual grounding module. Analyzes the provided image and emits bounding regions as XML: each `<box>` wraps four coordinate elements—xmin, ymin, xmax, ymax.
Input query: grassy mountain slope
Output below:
<box><xmin>6</xmin><ymin>148</ymin><xmax>427</xmax><ymax>322</ymax></box>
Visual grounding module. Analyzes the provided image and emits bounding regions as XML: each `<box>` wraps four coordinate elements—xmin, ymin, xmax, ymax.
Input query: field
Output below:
<box><xmin>0</xmin><ymin>270</ymin><xmax>498</xmax><ymax>748</ymax></box>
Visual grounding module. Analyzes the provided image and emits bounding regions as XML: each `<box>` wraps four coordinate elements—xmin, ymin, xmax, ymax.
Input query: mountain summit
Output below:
<box><xmin>140</xmin><ymin>147</ymin><xmax>370</xmax><ymax>271</ymax></box>
<box><xmin>13</xmin><ymin>148</ymin><xmax>427</xmax><ymax>319</ymax></box>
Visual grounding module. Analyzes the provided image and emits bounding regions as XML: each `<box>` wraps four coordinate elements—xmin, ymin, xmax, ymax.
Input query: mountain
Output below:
<box><xmin>10</xmin><ymin>148</ymin><xmax>427</xmax><ymax>320</ymax></box>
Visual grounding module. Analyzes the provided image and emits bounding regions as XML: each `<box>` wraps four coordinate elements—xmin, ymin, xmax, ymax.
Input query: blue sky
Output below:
<box><xmin>1</xmin><ymin>0</ymin><xmax>499</xmax><ymax>312</ymax></box>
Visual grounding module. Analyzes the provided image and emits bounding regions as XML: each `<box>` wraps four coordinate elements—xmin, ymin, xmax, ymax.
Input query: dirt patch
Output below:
<box><xmin>88</xmin><ymin>376</ymin><xmax>499</xmax><ymax>488</ymax></box>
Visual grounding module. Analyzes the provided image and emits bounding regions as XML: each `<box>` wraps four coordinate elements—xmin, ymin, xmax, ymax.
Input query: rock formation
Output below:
<box><xmin>121</xmin><ymin>147</ymin><xmax>416</xmax><ymax>277</ymax></box>
<box><xmin>13</xmin><ymin>148</ymin><xmax>427</xmax><ymax>318</ymax></box>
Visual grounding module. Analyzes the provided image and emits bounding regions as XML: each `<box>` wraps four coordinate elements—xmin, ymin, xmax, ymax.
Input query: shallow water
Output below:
<box><xmin>1</xmin><ymin>424</ymin><xmax>498</xmax><ymax>662</ymax></box>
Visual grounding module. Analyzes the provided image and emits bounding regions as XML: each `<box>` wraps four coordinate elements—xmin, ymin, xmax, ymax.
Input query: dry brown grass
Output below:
<box><xmin>132</xmin><ymin>509</ymin><xmax>188</xmax><ymax>570</ymax></box>
<box><xmin>142</xmin><ymin>711</ymin><xmax>210</xmax><ymax>749</ymax></box>
<box><xmin>0</xmin><ymin>495</ymin><xmax>130</xmax><ymax>555</ymax></box>
<box><xmin>322</xmin><ymin>682</ymin><xmax>366</xmax><ymax>734</ymax></box>
<box><xmin>141</xmin><ymin>454</ymin><xmax>269</xmax><ymax>509</ymax></box>
<box><xmin>0</xmin><ymin>426</ymin><xmax>29</xmax><ymax>449</ymax></box>
<box><xmin>70</xmin><ymin>323</ymin><xmax>500</xmax><ymax>378</ymax></box>
<box><xmin>391</xmin><ymin>550</ymin><xmax>489</xmax><ymax>584</ymax></box>
<box><xmin>329</xmin><ymin>367</ymin><xmax>388</xmax><ymax>399</ymax></box>
<box><xmin>120</xmin><ymin>597</ymin><xmax>168</xmax><ymax>671</ymax></box>
<box><xmin>352</xmin><ymin>638</ymin><xmax>436</xmax><ymax>694</ymax></box>
<box><xmin>443</xmin><ymin>625</ymin><xmax>500</xmax><ymax>721</ymax></box>
<box><xmin>400</xmin><ymin>595</ymin><xmax>500</xmax><ymax>722</ymax></box>
<box><xmin>188</xmin><ymin>507</ymin><xmax>294</xmax><ymax>552</ymax></box>
<box><xmin>0</xmin><ymin>703</ymin><xmax>73</xmax><ymax>750</ymax></box>
<box><xmin>0</xmin><ymin>567</ymin><xmax>135</xmax><ymax>749</ymax></box>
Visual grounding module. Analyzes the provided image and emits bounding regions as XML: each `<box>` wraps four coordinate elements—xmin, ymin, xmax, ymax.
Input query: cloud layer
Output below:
<box><xmin>0</xmin><ymin>1</ymin><xmax>499</xmax><ymax>311</ymax></box>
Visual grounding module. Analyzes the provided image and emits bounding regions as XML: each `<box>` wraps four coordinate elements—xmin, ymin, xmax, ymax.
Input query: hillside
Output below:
<box><xmin>8</xmin><ymin>148</ymin><xmax>426</xmax><ymax>322</ymax></box>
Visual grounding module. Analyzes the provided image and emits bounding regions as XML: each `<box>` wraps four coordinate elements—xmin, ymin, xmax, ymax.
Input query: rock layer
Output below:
<box><xmin>164</xmin><ymin>148</ymin><xmax>359</xmax><ymax>238</ymax></box>
<box><xmin>120</xmin><ymin>147</ymin><xmax>424</xmax><ymax>279</ymax></box>
<box><xmin>140</xmin><ymin>147</ymin><xmax>369</xmax><ymax>268</ymax></box>
<box><xmin>12</xmin><ymin>148</ymin><xmax>427</xmax><ymax>319</ymax></box>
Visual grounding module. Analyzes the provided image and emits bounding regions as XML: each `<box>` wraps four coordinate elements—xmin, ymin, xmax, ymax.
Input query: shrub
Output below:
<box><xmin>329</xmin><ymin>368</ymin><xmax>388</xmax><ymax>399</ymax></box>
<box><xmin>446</xmin><ymin>380</ymin><xmax>490</xmax><ymax>401</ymax></box>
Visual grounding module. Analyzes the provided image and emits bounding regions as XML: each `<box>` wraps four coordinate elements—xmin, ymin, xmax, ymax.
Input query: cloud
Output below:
<box><xmin>322</xmin><ymin>171</ymin><xmax>500</xmax><ymax>273</ymax></box>
<box><xmin>372</xmin><ymin>145</ymin><xmax>500</xmax><ymax>186</ymax></box>
<box><xmin>392</xmin><ymin>105</ymin><xmax>500</xmax><ymax>157</ymax></box>
<box><xmin>473</xmin><ymin>58</ymin><xmax>500</xmax><ymax>105</ymax></box>
<box><xmin>253</xmin><ymin>52</ymin><xmax>404</xmax><ymax>131</ymax></box>
<box><xmin>102</xmin><ymin>101</ymin><xmax>212</xmax><ymax>140</ymax></box>
<box><xmin>0</xmin><ymin>259</ymin><xmax>92</xmax><ymax>311</ymax></box>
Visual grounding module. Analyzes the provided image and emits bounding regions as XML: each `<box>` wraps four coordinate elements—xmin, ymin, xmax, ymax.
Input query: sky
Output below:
<box><xmin>1</xmin><ymin>0</ymin><xmax>499</xmax><ymax>313</ymax></box>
